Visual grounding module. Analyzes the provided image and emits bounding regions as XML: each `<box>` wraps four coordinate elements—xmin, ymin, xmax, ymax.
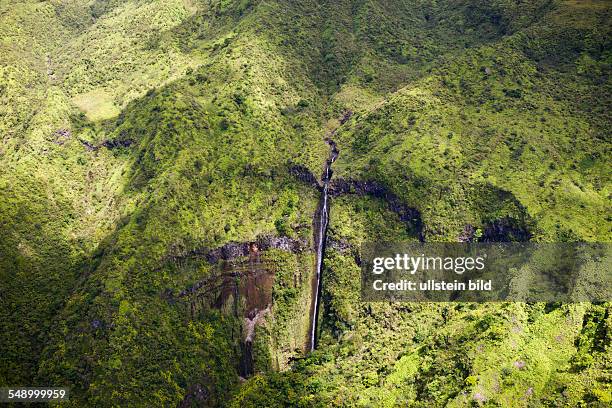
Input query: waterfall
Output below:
<box><xmin>309</xmin><ymin>140</ymin><xmax>338</xmax><ymax>351</ymax></box>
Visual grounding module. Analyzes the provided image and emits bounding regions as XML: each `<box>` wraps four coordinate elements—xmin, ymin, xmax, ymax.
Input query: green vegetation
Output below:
<box><xmin>0</xmin><ymin>0</ymin><xmax>610</xmax><ymax>406</ymax></box>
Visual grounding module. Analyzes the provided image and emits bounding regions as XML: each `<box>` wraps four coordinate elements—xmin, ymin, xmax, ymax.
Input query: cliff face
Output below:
<box><xmin>172</xmin><ymin>238</ymin><xmax>315</xmax><ymax>376</ymax></box>
<box><xmin>0</xmin><ymin>0</ymin><xmax>610</xmax><ymax>406</ymax></box>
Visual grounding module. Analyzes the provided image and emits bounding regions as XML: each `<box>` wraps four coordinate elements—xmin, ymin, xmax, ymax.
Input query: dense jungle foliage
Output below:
<box><xmin>0</xmin><ymin>0</ymin><xmax>610</xmax><ymax>406</ymax></box>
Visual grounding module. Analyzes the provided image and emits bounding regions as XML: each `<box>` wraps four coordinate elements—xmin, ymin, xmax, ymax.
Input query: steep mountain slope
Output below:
<box><xmin>333</xmin><ymin>0</ymin><xmax>611</xmax><ymax>242</ymax></box>
<box><xmin>0</xmin><ymin>0</ymin><xmax>610</xmax><ymax>407</ymax></box>
<box><xmin>1</xmin><ymin>0</ymin><xmax>324</xmax><ymax>402</ymax></box>
<box><xmin>229</xmin><ymin>0</ymin><xmax>612</xmax><ymax>406</ymax></box>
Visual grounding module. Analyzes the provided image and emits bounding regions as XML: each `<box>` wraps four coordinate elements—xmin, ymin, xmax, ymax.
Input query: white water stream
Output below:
<box><xmin>310</xmin><ymin>143</ymin><xmax>338</xmax><ymax>351</ymax></box>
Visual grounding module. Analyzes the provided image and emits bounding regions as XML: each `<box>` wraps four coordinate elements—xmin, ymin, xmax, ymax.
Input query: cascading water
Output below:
<box><xmin>309</xmin><ymin>139</ymin><xmax>338</xmax><ymax>351</ymax></box>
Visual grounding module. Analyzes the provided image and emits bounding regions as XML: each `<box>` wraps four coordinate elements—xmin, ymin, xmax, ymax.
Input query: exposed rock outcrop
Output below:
<box><xmin>79</xmin><ymin>137</ymin><xmax>134</xmax><ymax>151</ymax></box>
<box><xmin>479</xmin><ymin>218</ymin><xmax>532</xmax><ymax>242</ymax></box>
<box><xmin>458</xmin><ymin>218</ymin><xmax>532</xmax><ymax>242</ymax></box>
<box><xmin>289</xmin><ymin>164</ymin><xmax>319</xmax><ymax>188</ymax></box>
<box><xmin>101</xmin><ymin>139</ymin><xmax>134</xmax><ymax>149</ymax></box>
<box><xmin>161</xmin><ymin>234</ymin><xmax>308</xmax><ymax>273</ymax></box>
<box><xmin>205</xmin><ymin>235</ymin><xmax>309</xmax><ymax>264</ymax></box>
<box><xmin>52</xmin><ymin>129</ymin><xmax>71</xmax><ymax>145</ymax></box>
<box><xmin>241</xmin><ymin>306</ymin><xmax>271</xmax><ymax>377</ymax></box>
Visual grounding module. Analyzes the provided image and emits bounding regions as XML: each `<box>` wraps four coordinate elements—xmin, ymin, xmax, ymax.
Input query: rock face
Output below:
<box><xmin>101</xmin><ymin>138</ymin><xmax>134</xmax><ymax>149</ymax></box>
<box><xmin>289</xmin><ymin>164</ymin><xmax>319</xmax><ymax>188</ymax></box>
<box><xmin>205</xmin><ymin>242</ymin><xmax>250</xmax><ymax>263</ymax></box>
<box><xmin>205</xmin><ymin>235</ymin><xmax>308</xmax><ymax>264</ymax></box>
<box><xmin>458</xmin><ymin>217</ymin><xmax>532</xmax><ymax>242</ymax></box>
<box><xmin>339</xmin><ymin>110</ymin><xmax>353</xmax><ymax>125</ymax></box>
<box><xmin>329</xmin><ymin>178</ymin><xmax>384</xmax><ymax>197</ymax></box>
<box><xmin>52</xmin><ymin>129</ymin><xmax>71</xmax><ymax>145</ymax></box>
<box><xmin>78</xmin><ymin>137</ymin><xmax>133</xmax><ymax>151</ymax></box>
<box><xmin>171</xmin><ymin>234</ymin><xmax>314</xmax><ymax>378</ymax></box>
<box><xmin>175</xmin><ymin>235</ymin><xmax>308</xmax><ymax>298</ymax></box>
<box><xmin>327</xmin><ymin>237</ymin><xmax>352</xmax><ymax>254</ymax></box>
<box><xmin>257</xmin><ymin>235</ymin><xmax>309</xmax><ymax>253</ymax></box>
<box><xmin>479</xmin><ymin>218</ymin><xmax>532</xmax><ymax>242</ymax></box>
<box><xmin>458</xmin><ymin>224</ymin><xmax>477</xmax><ymax>242</ymax></box>
<box><xmin>241</xmin><ymin>306</ymin><xmax>271</xmax><ymax>377</ymax></box>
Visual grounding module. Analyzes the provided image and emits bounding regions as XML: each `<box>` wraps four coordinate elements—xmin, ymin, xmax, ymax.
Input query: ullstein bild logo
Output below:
<box><xmin>361</xmin><ymin>243</ymin><xmax>611</xmax><ymax>302</ymax></box>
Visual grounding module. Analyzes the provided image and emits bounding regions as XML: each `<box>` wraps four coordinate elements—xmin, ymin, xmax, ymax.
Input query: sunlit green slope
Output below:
<box><xmin>0</xmin><ymin>0</ymin><xmax>610</xmax><ymax>407</ymax></box>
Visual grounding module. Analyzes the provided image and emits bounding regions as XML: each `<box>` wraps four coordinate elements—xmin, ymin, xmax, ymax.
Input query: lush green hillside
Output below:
<box><xmin>334</xmin><ymin>3</ymin><xmax>611</xmax><ymax>242</ymax></box>
<box><xmin>0</xmin><ymin>0</ymin><xmax>610</xmax><ymax>407</ymax></box>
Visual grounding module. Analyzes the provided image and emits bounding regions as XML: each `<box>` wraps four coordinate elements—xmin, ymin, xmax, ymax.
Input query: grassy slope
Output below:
<box><xmin>2</xmin><ymin>0</ymin><xmax>330</xmax><ymax>405</ymax></box>
<box><xmin>334</xmin><ymin>1</ymin><xmax>611</xmax><ymax>242</ymax></box>
<box><xmin>230</xmin><ymin>1</ymin><xmax>612</xmax><ymax>407</ymax></box>
<box><xmin>0</xmin><ymin>0</ymin><xmax>224</xmax><ymax>390</ymax></box>
<box><xmin>0</xmin><ymin>0</ymin><xmax>117</xmax><ymax>385</ymax></box>
<box><xmin>0</xmin><ymin>0</ymin><xmax>610</xmax><ymax>407</ymax></box>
